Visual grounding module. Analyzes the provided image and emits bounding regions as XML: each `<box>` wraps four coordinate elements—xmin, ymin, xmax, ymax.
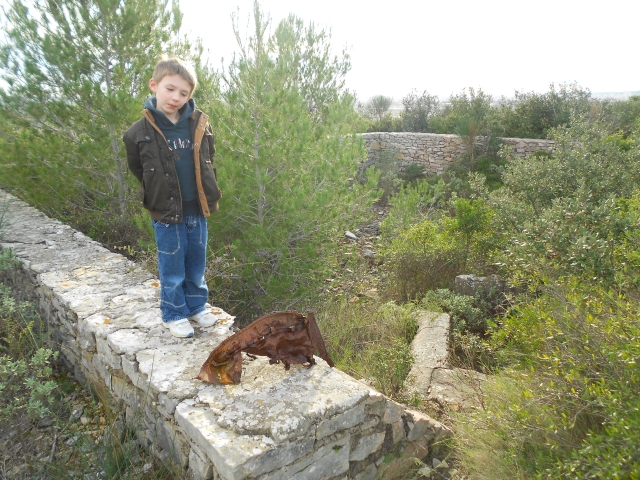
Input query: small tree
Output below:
<box><xmin>0</xmin><ymin>0</ymin><xmax>187</xmax><ymax>217</ymax></box>
<box><xmin>210</xmin><ymin>1</ymin><xmax>378</xmax><ymax>316</ymax></box>
<box><xmin>364</xmin><ymin>95</ymin><xmax>393</xmax><ymax>122</ymax></box>
<box><xmin>496</xmin><ymin>82</ymin><xmax>592</xmax><ymax>139</ymax></box>
<box><xmin>447</xmin><ymin>87</ymin><xmax>493</xmax><ymax>172</ymax></box>
<box><xmin>401</xmin><ymin>89</ymin><xmax>440</xmax><ymax>132</ymax></box>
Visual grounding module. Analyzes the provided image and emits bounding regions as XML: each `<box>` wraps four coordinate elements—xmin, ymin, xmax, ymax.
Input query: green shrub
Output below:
<box><xmin>456</xmin><ymin>276</ymin><xmax>640</xmax><ymax>478</ymax></box>
<box><xmin>381</xmin><ymin>219</ymin><xmax>466</xmax><ymax>300</ymax></box>
<box><xmin>398</xmin><ymin>163</ymin><xmax>427</xmax><ymax>186</ymax></box>
<box><xmin>0</xmin><ymin>282</ymin><xmax>44</xmax><ymax>358</ymax></box>
<box><xmin>420</xmin><ymin>289</ymin><xmax>484</xmax><ymax>333</ymax></box>
<box><xmin>317</xmin><ymin>298</ymin><xmax>418</xmax><ymax>398</ymax></box>
<box><xmin>367</xmin><ymin>340</ymin><xmax>415</xmax><ymax>397</ymax></box>
<box><xmin>501</xmin><ymin>190</ymin><xmax>633</xmax><ymax>289</ymax></box>
<box><xmin>474</xmin><ymin>154</ymin><xmax>506</xmax><ymax>190</ymax></box>
<box><xmin>0</xmin><ymin>347</ymin><xmax>59</xmax><ymax>421</ymax></box>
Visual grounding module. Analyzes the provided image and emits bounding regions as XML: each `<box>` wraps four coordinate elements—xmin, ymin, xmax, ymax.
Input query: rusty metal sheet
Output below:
<box><xmin>198</xmin><ymin>311</ymin><xmax>334</xmax><ymax>385</ymax></box>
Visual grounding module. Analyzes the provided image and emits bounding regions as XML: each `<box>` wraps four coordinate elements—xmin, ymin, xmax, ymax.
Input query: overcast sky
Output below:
<box><xmin>180</xmin><ymin>0</ymin><xmax>637</xmax><ymax>102</ymax></box>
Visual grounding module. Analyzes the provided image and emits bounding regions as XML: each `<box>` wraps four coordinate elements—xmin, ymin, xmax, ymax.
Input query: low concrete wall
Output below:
<box><xmin>0</xmin><ymin>190</ymin><xmax>451</xmax><ymax>480</ymax></box>
<box><xmin>361</xmin><ymin>132</ymin><xmax>556</xmax><ymax>175</ymax></box>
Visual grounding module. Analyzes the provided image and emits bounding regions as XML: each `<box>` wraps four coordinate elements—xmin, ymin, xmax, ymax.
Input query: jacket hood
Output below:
<box><xmin>144</xmin><ymin>97</ymin><xmax>196</xmax><ymax>127</ymax></box>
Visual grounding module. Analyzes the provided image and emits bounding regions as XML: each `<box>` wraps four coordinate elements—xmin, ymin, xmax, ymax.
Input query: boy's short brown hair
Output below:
<box><xmin>152</xmin><ymin>56</ymin><xmax>197</xmax><ymax>95</ymax></box>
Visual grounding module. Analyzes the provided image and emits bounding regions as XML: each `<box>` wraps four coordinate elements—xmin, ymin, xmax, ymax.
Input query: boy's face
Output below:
<box><xmin>149</xmin><ymin>74</ymin><xmax>193</xmax><ymax>122</ymax></box>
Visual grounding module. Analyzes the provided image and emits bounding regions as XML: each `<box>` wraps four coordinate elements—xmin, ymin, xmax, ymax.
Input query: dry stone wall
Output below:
<box><xmin>361</xmin><ymin>132</ymin><xmax>556</xmax><ymax>174</ymax></box>
<box><xmin>0</xmin><ymin>190</ymin><xmax>451</xmax><ymax>480</ymax></box>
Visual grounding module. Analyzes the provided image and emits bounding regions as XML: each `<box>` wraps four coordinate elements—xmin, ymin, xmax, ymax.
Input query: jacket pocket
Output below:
<box><xmin>136</xmin><ymin>130</ymin><xmax>158</xmax><ymax>164</ymax></box>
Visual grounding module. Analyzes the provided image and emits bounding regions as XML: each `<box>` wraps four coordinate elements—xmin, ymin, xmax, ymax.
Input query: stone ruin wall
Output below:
<box><xmin>0</xmin><ymin>190</ymin><xmax>452</xmax><ymax>480</ymax></box>
<box><xmin>361</xmin><ymin>132</ymin><xmax>557</xmax><ymax>174</ymax></box>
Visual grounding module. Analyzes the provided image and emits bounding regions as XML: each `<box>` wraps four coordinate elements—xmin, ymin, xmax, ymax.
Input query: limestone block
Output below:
<box><xmin>158</xmin><ymin>392</ymin><xmax>181</xmax><ymax>416</ymax></box>
<box><xmin>391</xmin><ymin>419</ymin><xmax>406</xmax><ymax>443</ymax></box>
<box><xmin>190</xmin><ymin>444</ymin><xmax>214</xmax><ymax>480</ymax></box>
<box><xmin>403</xmin><ymin>435</ymin><xmax>429</xmax><ymax>460</ymax></box>
<box><xmin>360</xmin><ymin>417</ymin><xmax>380</xmax><ymax>433</ymax></box>
<box><xmin>176</xmin><ymin>400</ymin><xmax>314</xmax><ymax>480</ymax></box>
<box><xmin>383</xmin><ymin>402</ymin><xmax>404</xmax><ymax>424</ymax></box>
<box><xmin>259</xmin><ymin>436</ymin><xmax>351</xmax><ymax>480</ymax></box>
<box><xmin>92</xmin><ymin>354</ymin><xmax>112</xmax><ymax>388</ymax></box>
<box><xmin>107</xmin><ymin>329</ymin><xmax>164</xmax><ymax>359</ymax></box>
<box><xmin>137</xmin><ymin>343</ymin><xmax>210</xmax><ymax>394</ymax></box>
<box><xmin>316</xmin><ymin>403</ymin><xmax>366</xmax><ymax>440</ymax></box>
<box><xmin>155</xmin><ymin>419</ymin><xmax>190</xmax><ymax>467</ymax></box>
<box><xmin>428</xmin><ymin>368</ymin><xmax>487</xmax><ymax>410</ymax></box>
<box><xmin>96</xmin><ymin>336</ymin><xmax>122</xmax><ymax>370</ymax></box>
<box><xmin>122</xmin><ymin>356</ymin><xmax>144</xmax><ymax>387</ymax></box>
<box><xmin>354</xmin><ymin>463</ymin><xmax>377</xmax><ymax>480</ymax></box>
<box><xmin>193</xmin><ymin>358</ymin><xmax>367</xmax><ymax>445</ymax></box>
<box><xmin>350</xmin><ymin>432</ymin><xmax>385</xmax><ymax>462</ymax></box>
<box><xmin>112</xmin><ymin>375</ymin><xmax>147</xmax><ymax>410</ymax></box>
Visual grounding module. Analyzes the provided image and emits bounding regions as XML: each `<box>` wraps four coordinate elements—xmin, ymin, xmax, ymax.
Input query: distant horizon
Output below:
<box><xmin>367</xmin><ymin>90</ymin><xmax>640</xmax><ymax>107</ymax></box>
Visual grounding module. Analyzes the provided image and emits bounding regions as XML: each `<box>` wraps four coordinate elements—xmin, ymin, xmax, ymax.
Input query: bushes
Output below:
<box><xmin>458</xmin><ymin>279</ymin><xmax>640</xmax><ymax>479</ymax></box>
<box><xmin>381</xmin><ymin>219</ymin><xmax>466</xmax><ymax>300</ymax></box>
<box><xmin>381</xmin><ymin>195</ymin><xmax>495</xmax><ymax>301</ymax></box>
<box><xmin>0</xmin><ymin>348</ymin><xmax>59</xmax><ymax>421</ymax></box>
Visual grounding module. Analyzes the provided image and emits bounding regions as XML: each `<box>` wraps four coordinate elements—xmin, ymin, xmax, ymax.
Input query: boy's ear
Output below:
<box><xmin>149</xmin><ymin>78</ymin><xmax>158</xmax><ymax>93</ymax></box>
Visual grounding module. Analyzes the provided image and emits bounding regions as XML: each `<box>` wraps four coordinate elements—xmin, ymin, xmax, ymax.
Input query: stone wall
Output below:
<box><xmin>361</xmin><ymin>132</ymin><xmax>556</xmax><ymax>175</ymax></box>
<box><xmin>0</xmin><ymin>190</ymin><xmax>451</xmax><ymax>480</ymax></box>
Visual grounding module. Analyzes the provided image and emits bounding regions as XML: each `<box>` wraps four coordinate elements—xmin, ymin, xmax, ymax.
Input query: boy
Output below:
<box><xmin>123</xmin><ymin>56</ymin><xmax>221</xmax><ymax>338</ymax></box>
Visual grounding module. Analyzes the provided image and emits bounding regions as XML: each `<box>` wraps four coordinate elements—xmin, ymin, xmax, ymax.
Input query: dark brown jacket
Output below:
<box><xmin>122</xmin><ymin>109</ymin><xmax>221</xmax><ymax>224</ymax></box>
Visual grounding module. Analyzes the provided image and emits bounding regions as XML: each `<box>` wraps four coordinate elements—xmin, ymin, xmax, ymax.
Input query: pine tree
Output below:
<box><xmin>0</xmin><ymin>0</ymin><xmax>186</xmax><ymax>216</ymax></box>
<box><xmin>210</xmin><ymin>1</ymin><xmax>378</xmax><ymax>316</ymax></box>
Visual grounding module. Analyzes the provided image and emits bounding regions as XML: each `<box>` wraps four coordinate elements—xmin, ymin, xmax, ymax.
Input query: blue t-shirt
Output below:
<box><xmin>144</xmin><ymin>97</ymin><xmax>199</xmax><ymax>214</ymax></box>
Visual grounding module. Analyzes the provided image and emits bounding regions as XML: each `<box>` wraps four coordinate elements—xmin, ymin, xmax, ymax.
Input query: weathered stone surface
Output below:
<box><xmin>428</xmin><ymin>368</ymin><xmax>487</xmax><ymax>409</ymax></box>
<box><xmin>176</xmin><ymin>400</ymin><xmax>313</xmax><ymax>480</ymax></box>
<box><xmin>406</xmin><ymin>311</ymin><xmax>450</xmax><ymax>397</ymax></box>
<box><xmin>350</xmin><ymin>432</ymin><xmax>385</xmax><ymax>461</ymax></box>
<box><xmin>361</xmin><ymin>132</ymin><xmax>556</xmax><ymax>176</ymax></box>
<box><xmin>454</xmin><ymin>274</ymin><xmax>506</xmax><ymax>297</ymax></box>
<box><xmin>189</xmin><ymin>444</ymin><xmax>214</xmax><ymax>480</ymax></box>
<box><xmin>259</xmin><ymin>436</ymin><xmax>351</xmax><ymax>480</ymax></box>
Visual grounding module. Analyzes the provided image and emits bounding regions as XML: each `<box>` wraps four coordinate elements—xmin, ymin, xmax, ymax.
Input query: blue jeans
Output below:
<box><xmin>152</xmin><ymin>215</ymin><xmax>209</xmax><ymax>322</ymax></box>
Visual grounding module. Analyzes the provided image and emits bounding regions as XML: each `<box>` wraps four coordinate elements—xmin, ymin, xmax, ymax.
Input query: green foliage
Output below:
<box><xmin>495</xmin><ymin>118</ymin><xmax>640</xmax><ymax>222</ymax></box>
<box><xmin>474</xmin><ymin>154</ymin><xmax>506</xmax><ymax>190</ymax></box>
<box><xmin>368</xmin><ymin>340</ymin><xmax>415</xmax><ymax>397</ymax></box>
<box><xmin>502</xmin><ymin>191</ymin><xmax>633</xmax><ymax>289</ymax></box>
<box><xmin>361</xmin><ymin>95</ymin><xmax>393</xmax><ymax>122</ymax></box>
<box><xmin>421</xmin><ymin>289</ymin><xmax>484</xmax><ymax>333</ymax></box>
<box><xmin>318</xmin><ymin>298</ymin><xmax>418</xmax><ymax>399</ymax></box>
<box><xmin>398</xmin><ymin>163</ymin><xmax>427</xmax><ymax>185</ymax></box>
<box><xmin>450</xmin><ymin>119</ymin><xmax>640</xmax><ymax>478</ymax></box>
<box><xmin>602</xmin><ymin>95</ymin><xmax>640</xmax><ymax>136</ymax></box>
<box><xmin>448</xmin><ymin>87</ymin><xmax>495</xmax><ymax>172</ymax></box>
<box><xmin>209</xmin><ymin>2</ymin><xmax>379</xmax><ymax>316</ymax></box>
<box><xmin>379</xmin><ymin>175</ymin><xmax>451</xmax><ymax>240</ymax></box>
<box><xmin>0</xmin><ymin>281</ymin><xmax>43</xmax><ymax>358</ymax></box>
<box><xmin>461</xmin><ymin>280</ymin><xmax>640</xmax><ymax>479</ymax></box>
<box><xmin>497</xmin><ymin>82</ymin><xmax>592</xmax><ymax>139</ymax></box>
<box><xmin>401</xmin><ymin>89</ymin><xmax>440</xmax><ymax>132</ymax></box>
<box><xmin>0</xmin><ymin>347</ymin><xmax>59</xmax><ymax>421</ymax></box>
<box><xmin>0</xmin><ymin>0</ymin><xmax>191</xmax><ymax>217</ymax></box>
<box><xmin>360</xmin><ymin>113</ymin><xmax>403</xmax><ymax>133</ymax></box>
<box><xmin>379</xmin><ymin>178</ymin><xmax>497</xmax><ymax>301</ymax></box>
<box><xmin>381</xmin><ymin>218</ymin><xmax>466</xmax><ymax>300</ymax></box>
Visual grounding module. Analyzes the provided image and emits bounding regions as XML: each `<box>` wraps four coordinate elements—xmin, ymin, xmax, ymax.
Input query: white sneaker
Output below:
<box><xmin>189</xmin><ymin>309</ymin><xmax>219</xmax><ymax>327</ymax></box>
<box><xmin>164</xmin><ymin>318</ymin><xmax>194</xmax><ymax>338</ymax></box>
